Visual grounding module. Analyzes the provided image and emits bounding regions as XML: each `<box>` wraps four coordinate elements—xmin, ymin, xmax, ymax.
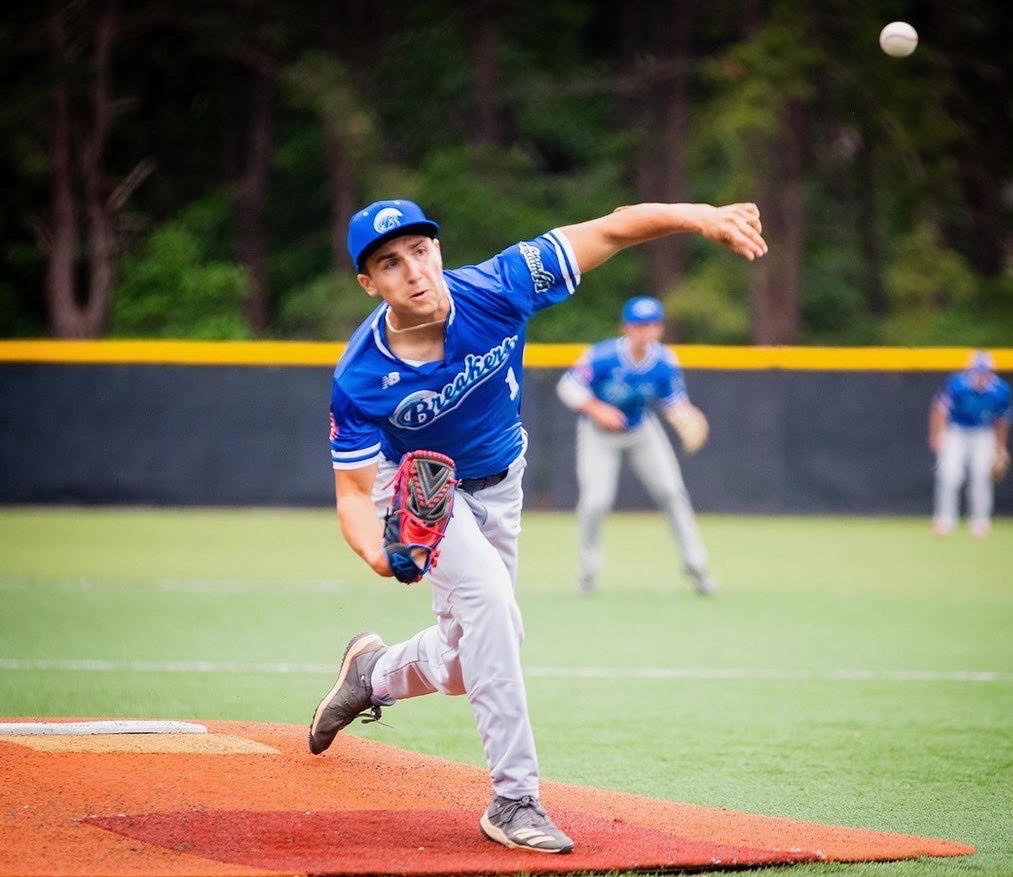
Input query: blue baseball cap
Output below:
<box><xmin>621</xmin><ymin>296</ymin><xmax>665</xmax><ymax>324</ymax></box>
<box><xmin>968</xmin><ymin>350</ymin><xmax>994</xmax><ymax>371</ymax></box>
<box><xmin>347</xmin><ymin>200</ymin><xmax>439</xmax><ymax>271</ymax></box>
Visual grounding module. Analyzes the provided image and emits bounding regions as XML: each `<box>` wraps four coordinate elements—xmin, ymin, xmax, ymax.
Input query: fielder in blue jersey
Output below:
<box><xmin>556</xmin><ymin>295</ymin><xmax>714</xmax><ymax>596</ymax></box>
<box><xmin>929</xmin><ymin>350</ymin><xmax>1010</xmax><ymax>538</ymax></box>
<box><xmin>309</xmin><ymin>197</ymin><xmax>767</xmax><ymax>853</ymax></box>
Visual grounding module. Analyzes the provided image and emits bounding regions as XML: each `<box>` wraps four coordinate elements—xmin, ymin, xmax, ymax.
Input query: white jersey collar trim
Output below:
<box><xmin>618</xmin><ymin>337</ymin><xmax>659</xmax><ymax>372</ymax></box>
<box><xmin>370</xmin><ymin>287</ymin><xmax>456</xmax><ymax>363</ymax></box>
<box><xmin>445</xmin><ymin>281</ymin><xmax>457</xmax><ymax>325</ymax></box>
<box><xmin>370</xmin><ymin>307</ymin><xmax>397</xmax><ymax>362</ymax></box>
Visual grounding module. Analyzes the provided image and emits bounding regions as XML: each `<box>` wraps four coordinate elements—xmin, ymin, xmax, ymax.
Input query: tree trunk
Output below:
<box><xmin>472</xmin><ymin>1</ymin><xmax>502</xmax><ymax>145</ymax></box>
<box><xmin>325</xmin><ymin>133</ymin><xmax>356</xmax><ymax>271</ymax></box>
<box><xmin>319</xmin><ymin>1</ymin><xmax>368</xmax><ymax>272</ymax></box>
<box><xmin>46</xmin><ymin>0</ymin><xmax>119</xmax><ymax>339</ymax></box>
<box><xmin>220</xmin><ymin>65</ymin><xmax>243</xmax><ymax>184</ymax></box>
<box><xmin>46</xmin><ymin>2</ymin><xmax>81</xmax><ymax>337</ymax></box>
<box><xmin>752</xmin><ymin>100</ymin><xmax>805</xmax><ymax>345</ymax></box>
<box><xmin>857</xmin><ymin>128</ymin><xmax>886</xmax><ymax>315</ymax></box>
<box><xmin>635</xmin><ymin>3</ymin><xmax>691</xmax><ymax>312</ymax></box>
<box><xmin>78</xmin><ymin>0</ymin><xmax>117</xmax><ymax>337</ymax></box>
<box><xmin>239</xmin><ymin>64</ymin><xmax>274</xmax><ymax>334</ymax></box>
<box><xmin>961</xmin><ymin>157</ymin><xmax>1004</xmax><ymax>277</ymax></box>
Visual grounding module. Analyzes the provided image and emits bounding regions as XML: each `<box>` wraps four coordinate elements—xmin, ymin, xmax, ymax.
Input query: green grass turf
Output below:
<box><xmin>0</xmin><ymin>507</ymin><xmax>1010</xmax><ymax>876</ymax></box>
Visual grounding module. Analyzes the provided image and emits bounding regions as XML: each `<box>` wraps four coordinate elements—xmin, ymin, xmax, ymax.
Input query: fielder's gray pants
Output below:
<box><xmin>576</xmin><ymin>412</ymin><xmax>707</xmax><ymax>583</ymax></box>
<box><xmin>368</xmin><ymin>452</ymin><xmax>538</xmax><ymax>801</ymax></box>
<box><xmin>933</xmin><ymin>425</ymin><xmax>996</xmax><ymax>531</ymax></box>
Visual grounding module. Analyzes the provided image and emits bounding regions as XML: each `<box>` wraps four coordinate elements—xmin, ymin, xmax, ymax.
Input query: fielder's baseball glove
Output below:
<box><xmin>383</xmin><ymin>450</ymin><xmax>458</xmax><ymax>584</ymax></box>
<box><xmin>668</xmin><ymin>403</ymin><xmax>709</xmax><ymax>454</ymax></box>
<box><xmin>993</xmin><ymin>446</ymin><xmax>1010</xmax><ymax>484</ymax></box>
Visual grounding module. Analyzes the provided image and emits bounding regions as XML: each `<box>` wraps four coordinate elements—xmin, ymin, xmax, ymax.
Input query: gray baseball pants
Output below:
<box><xmin>576</xmin><ymin>412</ymin><xmax>707</xmax><ymax>583</ymax></box>
<box><xmin>934</xmin><ymin>425</ymin><xmax>996</xmax><ymax>531</ymax></box>
<box><xmin>367</xmin><ymin>451</ymin><xmax>538</xmax><ymax>801</ymax></box>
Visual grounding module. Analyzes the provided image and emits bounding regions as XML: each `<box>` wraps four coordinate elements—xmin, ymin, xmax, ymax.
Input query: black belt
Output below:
<box><xmin>459</xmin><ymin>469</ymin><xmax>509</xmax><ymax>493</ymax></box>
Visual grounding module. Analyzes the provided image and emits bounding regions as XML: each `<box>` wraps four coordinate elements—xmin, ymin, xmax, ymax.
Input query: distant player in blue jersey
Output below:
<box><xmin>929</xmin><ymin>350</ymin><xmax>1009</xmax><ymax>538</ymax></box>
<box><xmin>556</xmin><ymin>296</ymin><xmax>714</xmax><ymax>597</ymax></box>
<box><xmin>309</xmin><ymin>197</ymin><xmax>766</xmax><ymax>854</ymax></box>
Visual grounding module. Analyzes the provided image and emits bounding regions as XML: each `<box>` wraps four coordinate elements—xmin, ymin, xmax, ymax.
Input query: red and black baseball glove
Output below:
<box><xmin>383</xmin><ymin>451</ymin><xmax>458</xmax><ymax>583</ymax></box>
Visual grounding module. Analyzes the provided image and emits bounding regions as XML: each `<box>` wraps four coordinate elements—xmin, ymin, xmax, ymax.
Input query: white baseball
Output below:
<box><xmin>879</xmin><ymin>21</ymin><xmax>918</xmax><ymax>58</ymax></box>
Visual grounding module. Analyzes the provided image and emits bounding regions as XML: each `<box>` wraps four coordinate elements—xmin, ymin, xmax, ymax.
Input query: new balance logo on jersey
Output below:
<box><xmin>518</xmin><ymin>241</ymin><xmax>555</xmax><ymax>293</ymax></box>
<box><xmin>390</xmin><ymin>335</ymin><xmax>519</xmax><ymax>429</ymax></box>
<box><xmin>382</xmin><ymin>371</ymin><xmax>401</xmax><ymax>389</ymax></box>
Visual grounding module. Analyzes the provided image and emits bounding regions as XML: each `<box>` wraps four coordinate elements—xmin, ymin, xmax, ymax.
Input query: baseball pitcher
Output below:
<box><xmin>556</xmin><ymin>296</ymin><xmax>714</xmax><ymax>596</ymax></box>
<box><xmin>309</xmin><ymin>199</ymin><xmax>766</xmax><ymax>854</ymax></box>
<box><xmin>929</xmin><ymin>350</ymin><xmax>1010</xmax><ymax>538</ymax></box>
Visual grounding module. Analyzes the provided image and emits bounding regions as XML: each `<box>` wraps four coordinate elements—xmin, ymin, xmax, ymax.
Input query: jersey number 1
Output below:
<box><xmin>505</xmin><ymin>367</ymin><xmax>519</xmax><ymax>400</ymax></box>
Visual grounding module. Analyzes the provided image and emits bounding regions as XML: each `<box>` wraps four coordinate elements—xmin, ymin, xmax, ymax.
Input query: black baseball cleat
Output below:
<box><xmin>480</xmin><ymin>795</ymin><xmax>574</xmax><ymax>853</ymax></box>
<box><xmin>308</xmin><ymin>631</ymin><xmax>387</xmax><ymax>755</ymax></box>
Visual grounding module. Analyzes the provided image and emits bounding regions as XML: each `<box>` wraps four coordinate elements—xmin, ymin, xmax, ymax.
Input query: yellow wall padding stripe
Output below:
<box><xmin>0</xmin><ymin>340</ymin><xmax>345</xmax><ymax>366</ymax></box>
<box><xmin>0</xmin><ymin>339</ymin><xmax>1011</xmax><ymax>371</ymax></box>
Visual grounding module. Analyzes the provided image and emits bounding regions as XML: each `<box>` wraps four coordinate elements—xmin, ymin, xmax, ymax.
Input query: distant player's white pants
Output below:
<box><xmin>933</xmin><ymin>425</ymin><xmax>996</xmax><ymax>531</ymax></box>
<box><xmin>576</xmin><ymin>412</ymin><xmax>707</xmax><ymax>583</ymax></box>
<box><xmin>369</xmin><ymin>453</ymin><xmax>538</xmax><ymax>800</ymax></box>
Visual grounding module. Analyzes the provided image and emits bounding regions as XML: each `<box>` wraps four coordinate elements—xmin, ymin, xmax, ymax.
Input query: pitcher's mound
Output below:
<box><xmin>0</xmin><ymin>719</ymin><xmax>974</xmax><ymax>876</ymax></box>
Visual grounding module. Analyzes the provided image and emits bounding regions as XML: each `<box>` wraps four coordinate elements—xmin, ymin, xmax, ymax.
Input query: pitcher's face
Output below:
<box><xmin>358</xmin><ymin>235</ymin><xmax>446</xmax><ymax>324</ymax></box>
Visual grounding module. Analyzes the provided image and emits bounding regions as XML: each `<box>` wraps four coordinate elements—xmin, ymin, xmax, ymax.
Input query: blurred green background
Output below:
<box><xmin>2</xmin><ymin>1</ymin><xmax>1010</xmax><ymax>345</ymax></box>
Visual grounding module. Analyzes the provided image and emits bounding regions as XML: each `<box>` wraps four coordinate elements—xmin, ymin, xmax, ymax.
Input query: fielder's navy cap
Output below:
<box><xmin>347</xmin><ymin>200</ymin><xmax>439</xmax><ymax>271</ymax></box>
<box><xmin>621</xmin><ymin>296</ymin><xmax>665</xmax><ymax>324</ymax></box>
<box><xmin>969</xmin><ymin>350</ymin><xmax>994</xmax><ymax>371</ymax></box>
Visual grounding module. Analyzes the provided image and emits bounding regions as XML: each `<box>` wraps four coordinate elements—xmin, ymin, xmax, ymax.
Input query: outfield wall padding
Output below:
<box><xmin>1</xmin><ymin>363</ymin><xmax>1009</xmax><ymax>514</ymax></box>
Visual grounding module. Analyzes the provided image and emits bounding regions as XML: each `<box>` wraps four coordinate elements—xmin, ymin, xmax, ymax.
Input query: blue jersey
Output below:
<box><xmin>329</xmin><ymin>230</ymin><xmax>580</xmax><ymax>479</ymax></box>
<box><xmin>561</xmin><ymin>337</ymin><xmax>687</xmax><ymax>430</ymax></box>
<box><xmin>936</xmin><ymin>370</ymin><xmax>1010</xmax><ymax>428</ymax></box>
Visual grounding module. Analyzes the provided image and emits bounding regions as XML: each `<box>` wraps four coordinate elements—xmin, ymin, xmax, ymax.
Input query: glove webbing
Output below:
<box><xmin>384</xmin><ymin>451</ymin><xmax>458</xmax><ymax>581</ymax></box>
<box><xmin>401</xmin><ymin>456</ymin><xmax>456</xmax><ymax>523</ymax></box>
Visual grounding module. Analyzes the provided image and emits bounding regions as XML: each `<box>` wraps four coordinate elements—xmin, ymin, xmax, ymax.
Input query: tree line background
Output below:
<box><xmin>1</xmin><ymin>0</ymin><xmax>1010</xmax><ymax>345</ymax></box>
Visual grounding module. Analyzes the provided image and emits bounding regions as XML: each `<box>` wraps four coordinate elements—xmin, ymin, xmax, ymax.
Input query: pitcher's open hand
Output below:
<box><xmin>694</xmin><ymin>202</ymin><xmax>767</xmax><ymax>261</ymax></box>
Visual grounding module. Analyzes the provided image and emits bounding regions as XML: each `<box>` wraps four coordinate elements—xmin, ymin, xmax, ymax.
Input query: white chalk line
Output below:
<box><xmin>0</xmin><ymin>577</ymin><xmax>352</xmax><ymax>594</ymax></box>
<box><xmin>0</xmin><ymin>658</ymin><xmax>1009</xmax><ymax>682</ymax></box>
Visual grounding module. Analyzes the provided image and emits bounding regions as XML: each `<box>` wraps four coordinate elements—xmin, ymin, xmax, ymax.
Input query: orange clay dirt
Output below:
<box><xmin>0</xmin><ymin>719</ymin><xmax>975</xmax><ymax>876</ymax></box>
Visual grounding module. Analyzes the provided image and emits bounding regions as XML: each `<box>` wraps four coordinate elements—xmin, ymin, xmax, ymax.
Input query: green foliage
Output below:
<box><xmin>409</xmin><ymin>142</ymin><xmax>647</xmax><ymax>341</ymax></box>
<box><xmin>801</xmin><ymin>246</ymin><xmax>877</xmax><ymax>344</ymax></box>
<box><xmin>110</xmin><ymin>198</ymin><xmax>249</xmax><ymax>339</ymax></box>
<box><xmin>283</xmin><ymin>52</ymin><xmax>373</xmax><ymax>154</ymax></box>
<box><xmin>665</xmin><ymin>259</ymin><xmax>751</xmax><ymax>343</ymax></box>
<box><xmin>885</xmin><ymin>222</ymin><xmax>976</xmax><ymax>311</ymax></box>
<box><xmin>1</xmin><ymin>1</ymin><xmax>1010</xmax><ymax>345</ymax></box>
<box><xmin>870</xmin><ymin>221</ymin><xmax>1008</xmax><ymax>346</ymax></box>
<box><xmin>0</xmin><ymin>283</ymin><xmax>20</xmax><ymax>336</ymax></box>
<box><xmin>274</xmin><ymin>271</ymin><xmax>378</xmax><ymax>340</ymax></box>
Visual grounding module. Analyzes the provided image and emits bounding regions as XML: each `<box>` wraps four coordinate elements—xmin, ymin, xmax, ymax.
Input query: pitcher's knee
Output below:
<box><xmin>455</xmin><ymin>569</ymin><xmax>515</xmax><ymax>614</ymax></box>
<box><xmin>443</xmin><ymin>664</ymin><xmax>467</xmax><ymax>696</ymax></box>
<box><xmin>459</xmin><ymin>594</ymin><xmax>525</xmax><ymax>658</ymax></box>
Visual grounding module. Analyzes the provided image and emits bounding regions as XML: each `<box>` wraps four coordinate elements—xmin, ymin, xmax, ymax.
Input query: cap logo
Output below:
<box><xmin>373</xmin><ymin>207</ymin><xmax>403</xmax><ymax>233</ymax></box>
<box><xmin>633</xmin><ymin>300</ymin><xmax>656</xmax><ymax>317</ymax></box>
